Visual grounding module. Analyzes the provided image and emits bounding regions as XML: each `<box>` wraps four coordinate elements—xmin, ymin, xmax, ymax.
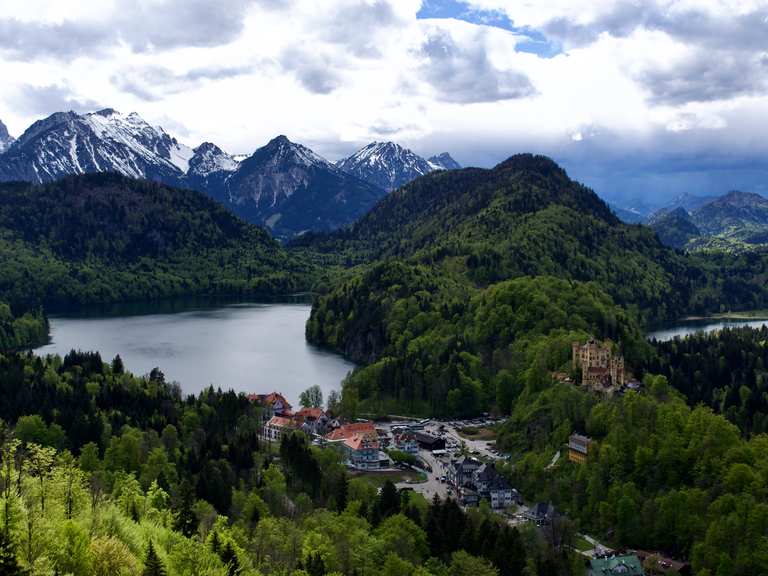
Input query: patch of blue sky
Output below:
<box><xmin>416</xmin><ymin>0</ymin><xmax>562</xmax><ymax>58</ymax></box>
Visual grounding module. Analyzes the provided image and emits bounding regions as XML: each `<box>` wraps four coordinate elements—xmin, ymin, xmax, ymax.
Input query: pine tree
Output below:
<box><xmin>0</xmin><ymin>529</ymin><xmax>23</xmax><ymax>576</ymax></box>
<box><xmin>142</xmin><ymin>541</ymin><xmax>167</xmax><ymax>576</ymax></box>
<box><xmin>220</xmin><ymin>542</ymin><xmax>241</xmax><ymax>576</ymax></box>
<box><xmin>173</xmin><ymin>479</ymin><xmax>197</xmax><ymax>537</ymax></box>
<box><xmin>306</xmin><ymin>552</ymin><xmax>326</xmax><ymax>576</ymax></box>
<box><xmin>335</xmin><ymin>471</ymin><xmax>348</xmax><ymax>512</ymax></box>
<box><xmin>210</xmin><ymin>531</ymin><xmax>221</xmax><ymax>555</ymax></box>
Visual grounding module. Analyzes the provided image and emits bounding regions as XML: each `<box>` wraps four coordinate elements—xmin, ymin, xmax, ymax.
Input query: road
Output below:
<box><xmin>384</xmin><ymin>417</ymin><xmax>509</xmax><ymax>500</ymax></box>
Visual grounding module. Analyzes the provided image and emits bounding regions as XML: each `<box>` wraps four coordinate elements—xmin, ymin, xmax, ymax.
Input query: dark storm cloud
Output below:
<box><xmin>640</xmin><ymin>52</ymin><xmax>768</xmax><ymax>105</ymax></box>
<box><xmin>111</xmin><ymin>64</ymin><xmax>255</xmax><ymax>101</ymax></box>
<box><xmin>0</xmin><ymin>0</ymin><xmax>257</xmax><ymax>60</ymax></box>
<box><xmin>12</xmin><ymin>84</ymin><xmax>101</xmax><ymax>116</ymax></box>
<box><xmin>419</xmin><ymin>28</ymin><xmax>536</xmax><ymax>103</ymax></box>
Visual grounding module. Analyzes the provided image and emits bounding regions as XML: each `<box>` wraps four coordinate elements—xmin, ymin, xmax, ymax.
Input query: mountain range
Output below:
<box><xmin>0</xmin><ymin>110</ymin><xmax>459</xmax><ymax>238</ymax></box>
<box><xmin>649</xmin><ymin>191</ymin><xmax>768</xmax><ymax>251</ymax></box>
<box><xmin>335</xmin><ymin>141</ymin><xmax>459</xmax><ymax>192</ymax></box>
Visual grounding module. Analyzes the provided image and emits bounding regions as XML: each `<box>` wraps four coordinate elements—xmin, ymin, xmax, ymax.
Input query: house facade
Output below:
<box><xmin>295</xmin><ymin>407</ymin><xmax>328</xmax><ymax>436</ymax></box>
<box><xmin>265</xmin><ymin>415</ymin><xmax>297</xmax><ymax>442</ymax></box>
<box><xmin>448</xmin><ymin>456</ymin><xmax>482</xmax><ymax>488</ymax></box>
<box><xmin>568</xmin><ymin>433</ymin><xmax>591</xmax><ymax>464</ymax></box>
<box><xmin>473</xmin><ymin>463</ymin><xmax>517</xmax><ymax>509</ymax></box>
<box><xmin>249</xmin><ymin>392</ymin><xmax>293</xmax><ymax>423</ymax></box>
<box><xmin>394</xmin><ymin>431</ymin><xmax>419</xmax><ymax>454</ymax></box>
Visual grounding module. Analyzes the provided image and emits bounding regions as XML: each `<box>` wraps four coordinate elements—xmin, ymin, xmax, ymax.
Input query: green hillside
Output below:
<box><xmin>0</xmin><ymin>173</ymin><xmax>313</xmax><ymax>311</ymax></box>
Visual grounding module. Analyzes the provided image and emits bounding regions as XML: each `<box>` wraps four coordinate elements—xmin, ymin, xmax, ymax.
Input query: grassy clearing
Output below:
<box><xmin>458</xmin><ymin>426</ymin><xmax>498</xmax><ymax>440</ymax></box>
<box><xmin>351</xmin><ymin>470</ymin><xmax>422</xmax><ymax>487</ymax></box>
<box><xmin>574</xmin><ymin>536</ymin><xmax>593</xmax><ymax>553</ymax></box>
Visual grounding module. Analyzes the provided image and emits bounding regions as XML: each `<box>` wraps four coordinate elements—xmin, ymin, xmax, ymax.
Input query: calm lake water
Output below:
<box><xmin>648</xmin><ymin>318</ymin><xmax>768</xmax><ymax>342</ymax></box>
<box><xmin>34</xmin><ymin>299</ymin><xmax>355</xmax><ymax>406</ymax></box>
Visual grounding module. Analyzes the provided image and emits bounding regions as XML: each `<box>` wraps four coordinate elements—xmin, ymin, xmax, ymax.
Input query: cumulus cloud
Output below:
<box><xmin>462</xmin><ymin>0</ymin><xmax>768</xmax><ymax>106</ymax></box>
<box><xmin>0</xmin><ymin>0</ymin><xmax>257</xmax><ymax>60</ymax></box>
<box><xmin>111</xmin><ymin>64</ymin><xmax>257</xmax><ymax>101</ymax></box>
<box><xmin>11</xmin><ymin>84</ymin><xmax>101</xmax><ymax>116</ymax></box>
<box><xmin>419</xmin><ymin>27</ymin><xmax>536</xmax><ymax>103</ymax></box>
<box><xmin>279</xmin><ymin>47</ymin><xmax>344</xmax><ymax>94</ymax></box>
<box><xmin>0</xmin><ymin>19</ymin><xmax>113</xmax><ymax>60</ymax></box>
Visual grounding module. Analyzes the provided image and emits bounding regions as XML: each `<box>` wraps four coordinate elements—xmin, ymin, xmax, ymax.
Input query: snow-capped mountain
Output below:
<box><xmin>186</xmin><ymin>142</ymin><xmax>239</xmax><ymax>195</ymax></box>
<box><xmin>336</xmin><ymin>141</ymin><xmax>460</xmax><ymax>192</ymax></box>
<box><xmin>0</xmin><ymin>109</ymin><xmax>193</xmax><ymax>185</ymax></box>
<box><xmin>0</xmin><ymin>119</ymin><xmax>14</xmax><ymax>154</ymax></box>
<box><xmin>428</xmin><ymin>152</ymin><xmax>461</xmax><ymax>171</ymax></box>
<box><xmin>0</xmin><ymin>110</ymin><xmax>445</xmax><ymax>237</ymax></box>
<box><xmin>222</xmin><ymin>135</ymin><xmax>385</xmax><ymax>238</ymax></box>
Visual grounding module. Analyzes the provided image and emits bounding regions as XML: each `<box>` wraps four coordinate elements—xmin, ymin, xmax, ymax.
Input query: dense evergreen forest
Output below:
<box><xmin>646</xmin><ymin>326</ymin><xmax>768</xmax><ymax>434</ymax></box>
<box><xmin>0</xmin><ymin>351</ymin><xmax>578</xmax><ymax>575</ymax></box>
<box><xmin>0</xmin><ymin>174</ymin><xmax>314</xmax><ymax>311</ymax></box>
<box><xmin>0</xmin><ymin>303</ymin><xmax>47</xmax><ymax>350</ymax></box>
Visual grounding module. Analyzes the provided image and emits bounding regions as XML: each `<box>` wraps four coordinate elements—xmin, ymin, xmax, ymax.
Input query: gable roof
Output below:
<box><xmin>296</xmin><ymin>407</ymin><xmax>325</xmax><ymax>420</ymax></box>
<box><xmin>267</xmin><ymin>415</ymin><xmax>296</xmax><ymax>429</ymax></box>
<box><xmin>326</xmin><ymin>421</ymin><xmax>376</xmax><ymax>441</ymax></box>
<box><xmin>343</xmin><ymin>432</ymin><xmax>380</xmax><ymax>451</ymax></box>
<box><xmin>249</xmin><ymin>392</ymin><xmax>292</xmax><ymax>410</ymax></box>
<box><xmin>588</xmin><ymin>554</ymin><xmax>644</xmax><ymax>576</ymax></box>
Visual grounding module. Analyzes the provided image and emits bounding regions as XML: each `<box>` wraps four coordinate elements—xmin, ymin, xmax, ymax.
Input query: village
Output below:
<box><xmin>249</xmin><ymin>338</ymin><xmax>689</xmax><ymax>576</ymax></box>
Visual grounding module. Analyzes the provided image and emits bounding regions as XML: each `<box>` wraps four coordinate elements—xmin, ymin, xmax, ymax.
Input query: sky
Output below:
<box><xmin>0</xmin><ymin>0</ymin><xmax>767</xmax><ymax>206</ymax></box>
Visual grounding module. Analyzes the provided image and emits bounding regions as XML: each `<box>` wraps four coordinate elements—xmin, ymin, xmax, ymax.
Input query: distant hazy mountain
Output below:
<box><xmin>0</xmin><ymin>120</ymin><xmax>13</xmax><ymax>154</ymax></box>
<box><xmin>664</xmin><ymin>192</ymin><xmax>721</xmax><ymax>213</ymax></box>
<box><xmin>0</xmin><ymin>109</ymin><xmax>192</xmax><ymax>186</ymax></box>
<box><xmin>336</xmin><ymin>141</ymin><xmax>459</xmax><ymax>192</ymax></box>
<box><xmin>692</xmin><ymin>191</ymin><xmax>768</xmax><ymax>236</ymax></box>
<box><xmin>609</xmin><ymin>203</ymin><xmax>648</xmax><ymax>224</ymax></box>
<box><xmin>648</xmin><ymin>207</ymin><xmax>701</xmax><ymax>249</ymax></box>
<box><xmin>222</xmin><ymin>135</ymin><xmax>386</xmax><ymax>238</ymax></box>
<box><xmin>648</xmin><ymin>190</ymin><xmax>768</xmax><ymax>252</ymax></box>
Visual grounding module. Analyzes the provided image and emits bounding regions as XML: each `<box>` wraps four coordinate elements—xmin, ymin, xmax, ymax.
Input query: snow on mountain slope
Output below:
<box><xmin>337</xmin><ymin>142</ymin><xmax>459</xmax><ymax>192</ymax></box>
<box><xmin>223</xmin><ymin>135</ymin><xmax>385</xmax><ymax>238</ymax></box>
<box><xmin>0</xmin><ymin>109</ymin><xmax>192</xmax><ymax>185</ymax></box>
<box><xmin>0</xmin><ymin>120</ymin><xmax>13</xmax><ymax>154</ymax></box>
<box><xmin>428</xmin><ymin>152</ymin><xmax>461</xmax><ymax>171</ymax></box>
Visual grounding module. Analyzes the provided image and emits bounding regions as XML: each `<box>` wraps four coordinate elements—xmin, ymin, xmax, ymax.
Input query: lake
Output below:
<box><xmin>647</xmin><ymin>318</ymin><xmax>768</xmax><ymax>342</ymax></box>
<box><xmin>34</xmin><ymin>299</ymin><xmax>356</xmax><ymax>406</ymax></box>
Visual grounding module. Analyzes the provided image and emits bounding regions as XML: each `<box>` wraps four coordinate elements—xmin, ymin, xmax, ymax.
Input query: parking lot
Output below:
<box><xmin>378</xmin><ymin>416</ymin><xmax>510</xmax><ymax>500</ymax></box>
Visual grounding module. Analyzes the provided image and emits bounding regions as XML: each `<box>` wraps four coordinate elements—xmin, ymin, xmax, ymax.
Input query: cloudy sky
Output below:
<box><xmin>0</xmin><ymin>0</ymin><xmax>767</xmax><ymax>206</ymax></box>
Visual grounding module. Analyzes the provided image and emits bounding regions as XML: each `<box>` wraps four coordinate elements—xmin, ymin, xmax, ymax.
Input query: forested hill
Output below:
<box><xmin>0</xmin><ymin>173</ymin><xmax>311</xmax><ymax>310</ymax></box>
<box><xmin>299</xmin><ymin>154</ymin><xmax>704</xmax><ymax>323</ymax></box>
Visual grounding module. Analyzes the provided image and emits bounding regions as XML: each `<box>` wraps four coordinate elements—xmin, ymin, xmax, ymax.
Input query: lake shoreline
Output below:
<box><xmin>33</xmin><ymin>300</ymin><xmax>354</xmax><ymax>406</ymax></box>
<box><xmin>679</xmin><ymin>310</ymin><xmax>768</xmax><ymax>322</ymax></box>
